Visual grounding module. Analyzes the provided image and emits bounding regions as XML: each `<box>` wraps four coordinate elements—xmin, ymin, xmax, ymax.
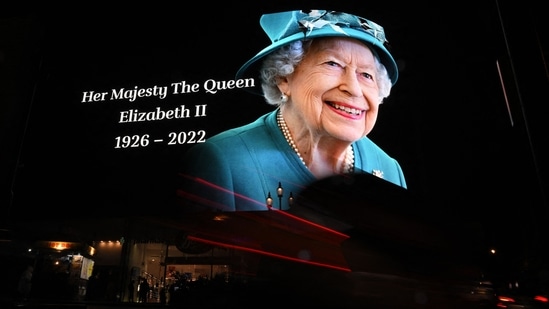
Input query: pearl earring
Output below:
<box><xmin>280</xmin><ymin>94</ymin><xmax>288</xmax><ymax>103</ymax></box>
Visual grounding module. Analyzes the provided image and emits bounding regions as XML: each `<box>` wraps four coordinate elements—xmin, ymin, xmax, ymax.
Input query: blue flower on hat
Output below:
<box><xmin>298</xmin><ymin>10</ymin><xmax>388</xmax><ymax>46</ymax></box>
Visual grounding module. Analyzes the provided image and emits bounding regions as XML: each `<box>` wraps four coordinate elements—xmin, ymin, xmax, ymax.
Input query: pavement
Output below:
<box><xmin>3</xmin><ymin>300</ymin><xmax>170</xmax><ymax>309</ymax></box>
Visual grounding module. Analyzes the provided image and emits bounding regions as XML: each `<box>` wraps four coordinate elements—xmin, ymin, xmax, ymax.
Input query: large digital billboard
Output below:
<box><xmin>9</xmin><ymin>4</ymin><xmax>413</xmax><ymax>217</ymax></box>
<box><xmin>9</xmin><ymin>2</ymin><xmax>506</xmax><ymax>218</ymax></box>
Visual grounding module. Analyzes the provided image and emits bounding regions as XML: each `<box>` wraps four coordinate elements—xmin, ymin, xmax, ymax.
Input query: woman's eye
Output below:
<box><xmin>325</xmin><ymin>61</ymin><xmax>340</xmax><ymax>67</ymax></box>
<box><xmin>361</xmin><ymin>72</ymin><xmax>373</xmax><ymax>80</ymax></box>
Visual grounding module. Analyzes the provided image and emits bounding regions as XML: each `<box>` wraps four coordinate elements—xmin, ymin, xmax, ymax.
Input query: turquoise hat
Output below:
<box><xmin>235</xmin><ymin>9</ymin><xmax>399</xmax><ymax>93</ymax></box>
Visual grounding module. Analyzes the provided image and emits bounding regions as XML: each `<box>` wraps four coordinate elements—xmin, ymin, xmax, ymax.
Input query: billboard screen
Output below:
<box><xmin>10</xmin><ymin>3</ymin><xmax>506</xmax><ymax>218</ymax></box>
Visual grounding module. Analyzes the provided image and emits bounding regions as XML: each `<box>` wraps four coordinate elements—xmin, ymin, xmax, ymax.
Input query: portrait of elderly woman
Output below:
<box><xmin>178</xmin><ymin>9</ymin><xmax>406</xmax><ymax>212</ymax></box>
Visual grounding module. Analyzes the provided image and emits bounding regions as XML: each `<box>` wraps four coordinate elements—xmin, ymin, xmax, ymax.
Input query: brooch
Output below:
<box><xmin>372</xmin><ymin>170</ymin><xmax>384</xmax><ymax>179</ymax></box>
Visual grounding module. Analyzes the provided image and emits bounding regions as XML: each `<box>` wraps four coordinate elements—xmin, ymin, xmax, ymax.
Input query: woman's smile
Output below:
<box><xmin>325</xmin><ymin>101</ymin><xmax>365</xmax><ymax>118</ymax></box>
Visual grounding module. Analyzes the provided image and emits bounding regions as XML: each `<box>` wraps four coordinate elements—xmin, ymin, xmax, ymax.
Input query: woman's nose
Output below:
<box><xmin>338</xmin><ymin>70</ymin><xmax>362</xmax><ymax>96</ymax></box>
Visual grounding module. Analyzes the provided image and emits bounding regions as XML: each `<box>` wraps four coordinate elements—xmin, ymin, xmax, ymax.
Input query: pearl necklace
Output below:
<box><xmin>276</xmin><ymin>110</ymin><xmax>354</xmax><ymax>174</ymax></box>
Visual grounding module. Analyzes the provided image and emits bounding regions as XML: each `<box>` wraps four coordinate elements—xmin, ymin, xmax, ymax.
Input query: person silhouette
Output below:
<box><xmin>127</xmin><ymin>279</ymin><xmax>135</xmax><ymax>302</ymax></box>
<box><xmin>17</xmin><ymin>265</ymin><xmax>33</xmax><ymax>301</ymax></box>
<box><xmin>138</xmin><ymin>277</ymin><xmax>149</xmax><ymax>303</ymax></box>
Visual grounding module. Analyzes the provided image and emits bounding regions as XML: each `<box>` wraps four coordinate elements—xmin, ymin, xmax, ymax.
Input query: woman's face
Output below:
<box><xmin>281</xmin><ymin>37</ymin><xmax>381</xmax><ymax>142</ymax></box>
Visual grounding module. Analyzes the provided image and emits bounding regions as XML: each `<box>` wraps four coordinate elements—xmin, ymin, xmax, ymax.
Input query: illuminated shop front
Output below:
<box><xmin>29</xmin><ymin>241</ymin><xmax>96</xmax><ymax>301</ymax></box>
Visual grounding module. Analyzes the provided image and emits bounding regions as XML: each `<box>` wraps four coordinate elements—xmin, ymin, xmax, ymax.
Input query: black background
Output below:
<box><xmin>2</xmin><ymin>1</ymin><xmax>548</xmax><ymax>274</ymax></box>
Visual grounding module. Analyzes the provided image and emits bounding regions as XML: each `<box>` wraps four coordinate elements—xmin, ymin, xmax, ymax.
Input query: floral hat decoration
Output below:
<box><xmin>236</xmin><ymin>9</ymin><xmax>399</xmax><ymax>94</ymax></box>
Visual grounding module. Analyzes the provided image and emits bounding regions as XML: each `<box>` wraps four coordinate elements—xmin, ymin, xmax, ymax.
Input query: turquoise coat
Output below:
<box><xmin>178</xmin><ymin>109</ymin><xmax>406</xmax><ymax>211</ymax></box>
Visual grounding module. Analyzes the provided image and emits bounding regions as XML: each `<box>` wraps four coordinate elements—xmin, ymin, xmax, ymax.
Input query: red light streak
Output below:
<box><xmin>178</xmin><ymin>174</ymin><xmax>270</xmax><ymax>210</ymax></box>
<box><xmin>187</xmin><ymin>235</ymin><xmax>351</xmax><ymax>272</ymax></box>
<box><xmin>268</xmin><ymin>207</ymin><xmax>350</xmax><ymax>239</ymax></box>
<box><xmin>178</xmin><ymin>174</ymin><xmax>349</xmax><ymax>239</ymax></box>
